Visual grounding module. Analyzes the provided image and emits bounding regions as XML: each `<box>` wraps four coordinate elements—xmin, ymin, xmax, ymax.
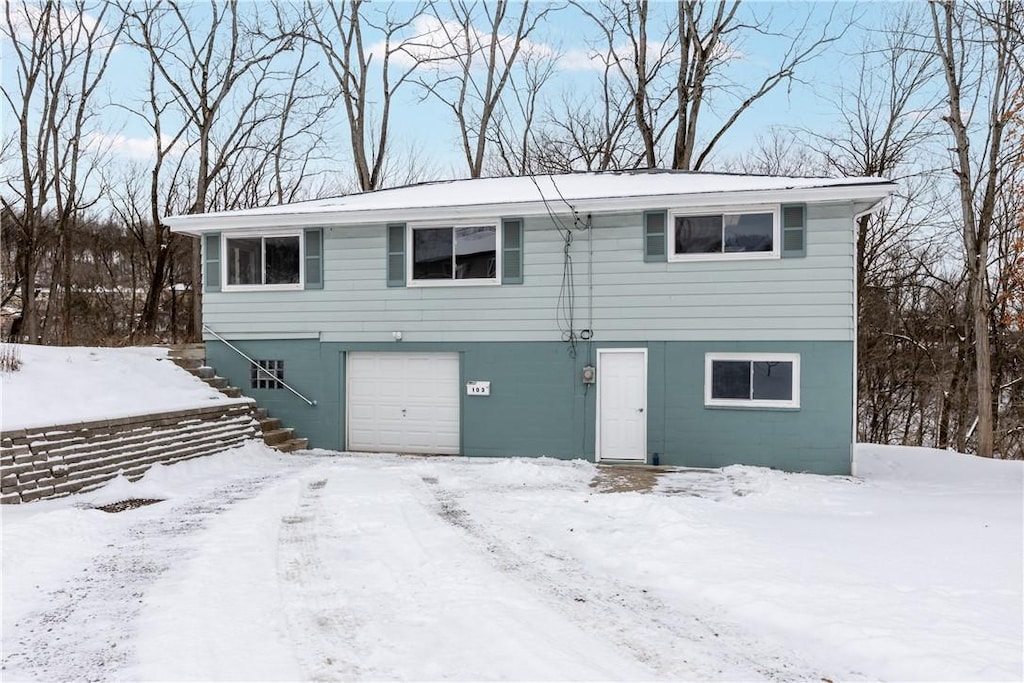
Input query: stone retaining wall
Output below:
<box><xmin>1</xmin><ymin>402</ymin><xmax>259</xmax><ymax>504</ymax></box>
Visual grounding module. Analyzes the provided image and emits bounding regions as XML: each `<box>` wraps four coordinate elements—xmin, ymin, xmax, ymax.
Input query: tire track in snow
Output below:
<box><xmin>421</xmin><ymin>479</ymin><xmax>840</xmax><ymax>682</ymax></box>
<box><xmin>275</xmin><ymin>475</ymin><xmax>367</xmax><ymax>682</ymax></box>
<box><xmin>1</xmin><ymin>465</ymin><xmax>310</xmax><ymax>683</ymax></box>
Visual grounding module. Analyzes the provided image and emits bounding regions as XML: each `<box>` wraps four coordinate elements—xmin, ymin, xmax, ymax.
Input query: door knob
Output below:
<box><xmin>638</xmin><ymin>408</ymin><xmax>644</xmax><ymax>413</ymax></box>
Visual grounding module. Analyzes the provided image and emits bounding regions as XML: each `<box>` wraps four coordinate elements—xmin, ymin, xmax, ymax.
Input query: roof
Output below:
<box><xmin>164</xmin><ymin>169</ymin><xmax>895</xmax><ymax>234</ymax></box>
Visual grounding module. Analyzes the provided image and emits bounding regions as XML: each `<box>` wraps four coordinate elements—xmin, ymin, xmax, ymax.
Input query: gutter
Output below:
<box><xmin>850</xmin><ymin>192</ymin><xmax>891</xmax><ymax>477</ymax></box>
<box><xmin>165</xmin><ymin>183</ymin><xmax>896</xmax><ymax>236</ymax></box>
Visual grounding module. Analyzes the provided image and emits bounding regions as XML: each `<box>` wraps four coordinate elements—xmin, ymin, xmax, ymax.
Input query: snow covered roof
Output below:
<box><xmin>165</xmin><ymin>169</ymin><xmax>895</xmax><ymax>234</ymax></box>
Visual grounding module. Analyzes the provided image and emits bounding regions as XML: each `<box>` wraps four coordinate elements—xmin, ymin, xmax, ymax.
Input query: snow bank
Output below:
<box><xmin>80</xmin><ymin>441</ymin><xmax>289</xmax><ymax>506</ymax></box>
<box><xmin>0</xmin><ymin>344</ymin><xmax>249</xmax><ymax>430</ymax></box>
<box><xmin>857</xmin><ymin>442</ymin><xmax>1023</xmax><ymax>487</ymax></box>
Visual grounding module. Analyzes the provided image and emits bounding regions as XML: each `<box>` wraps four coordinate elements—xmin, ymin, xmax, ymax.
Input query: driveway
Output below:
<box><xmin>3</xmin><ymin>446</ymin><xmax>1021</xmax><ymax>681</ymax></box>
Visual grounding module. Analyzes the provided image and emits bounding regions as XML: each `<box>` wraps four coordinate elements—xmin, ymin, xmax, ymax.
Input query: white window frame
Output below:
<box><xmin>669</xmin><ymin>204</ymin><xmax>780</xmax><ymax>262</ymax></box>
<box><xmin>407</xmin><ymin>221</ymin><xmax>501</xmax><ymax>287</ymax></box>
<box><xmin>704</xmin><ymin>352</ymin><xmax>801</xmax><ymax>409</ymax></box>
<box><xmin>222</xmin><ymin>231</ymin><xmax>304</xmax><ymax>292</ymax></box>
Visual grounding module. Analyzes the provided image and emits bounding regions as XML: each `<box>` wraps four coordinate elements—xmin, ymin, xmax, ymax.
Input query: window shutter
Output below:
<box><xmin>204</xmin><ymin>233</ymin><xmax>221</xmax><ymax>292</ymax></box>
<box><xmin>304</xmin><ymin>228</ymin><xmax>323</xmax><ymax>289</ymax></box>
<box><xmin>387</xmin><ymin>223</ymin><xmax>406</xmax><ymax>287</ymax></box>
<box><xmin>502</xmin><ymin>218</ymin><xmax>524</xmax><ymax>284</ymax></box>
<box><xmin>644</xmin><ymin>210</ymin><xmax>667</xmax><ymax>262</ymax></box>
<box><xmin>781</xmin><ymin>204</ymin><xmax>806</xmax><ymax>258</ymax></box>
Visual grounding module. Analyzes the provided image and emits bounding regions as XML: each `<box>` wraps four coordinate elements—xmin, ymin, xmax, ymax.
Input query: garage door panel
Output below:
<box><xmin>347</xmin><ymin>352</ymin><xmax>460</xmax><ymax>455</ymax></box>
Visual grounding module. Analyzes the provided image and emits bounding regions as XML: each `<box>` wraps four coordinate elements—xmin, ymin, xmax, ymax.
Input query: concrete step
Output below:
<box><xmin>162</xmin><ymin>351</ymin><xmax>309</xmax><ymax>453</ymax></box>
<box><xmin>168</xmin><ymin>344</ymin><xmax>206</xmax><ymax>361</ymax></box>
<box><xmin>274</xmin><ymin>438</ymin><xmax>309</xmax><ymax>453</ymax></box>
<box><xmin>262</xmin><ymin>428</ymin><xmax>294</xmax><ymax>446</ymax></box>
<box><xmin>193</xmin><ymin>366</ymin><xmax>216</xmax><ymax>379</ymax></box>
<box><xmin>170</xmin><ymin>357</ymin><xmax>203</xmax><ymax>370</ymax></box>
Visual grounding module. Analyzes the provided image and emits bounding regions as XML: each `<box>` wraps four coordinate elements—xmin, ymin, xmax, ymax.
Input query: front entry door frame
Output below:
<box><xmin>595</xmin><ymin>347</ymin><xmax>648</xmax><ymax>463</ymax></box>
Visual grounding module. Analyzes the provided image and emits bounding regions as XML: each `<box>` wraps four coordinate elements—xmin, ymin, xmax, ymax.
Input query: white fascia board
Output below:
<box><xmin>166</xmin><ymin>182</ymin><xmax>895</xmax><ymax>235</ymax></box>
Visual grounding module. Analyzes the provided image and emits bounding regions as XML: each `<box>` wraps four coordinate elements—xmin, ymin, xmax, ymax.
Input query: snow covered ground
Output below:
<box><xmin>2</xmin><ymin>442</ymin><xmax>1021</xmax><ymax>681</ymax></box>
<box><xmin>0</xmin><ymin>344</ymin><xmax>247</xmax><ymax>430</ymax></box>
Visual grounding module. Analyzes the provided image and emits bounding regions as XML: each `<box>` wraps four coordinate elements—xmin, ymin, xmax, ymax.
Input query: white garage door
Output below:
<box><xmin>346</xmin><ymin>352</ymin><xmax>460</xmax><ymax>454</ymax></box>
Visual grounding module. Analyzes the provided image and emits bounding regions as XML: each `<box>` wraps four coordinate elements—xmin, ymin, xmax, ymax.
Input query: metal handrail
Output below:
<box><xmin>202</xmin><ymin>324</ymin><xmax>317</xmax><ymax>406</ymax></box>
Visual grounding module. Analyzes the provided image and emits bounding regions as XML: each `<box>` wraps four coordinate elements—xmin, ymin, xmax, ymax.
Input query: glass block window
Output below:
<box><xmin>251</xmin><ymin>360</ymin><xmax>285</xmax><ymax>390</ymax></box>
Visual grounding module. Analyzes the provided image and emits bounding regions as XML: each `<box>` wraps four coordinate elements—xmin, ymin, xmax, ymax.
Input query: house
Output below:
<box><xmin>164</xmin><ymin>170</ymin><xmax>894</xmax><ymax>475</ymax></box>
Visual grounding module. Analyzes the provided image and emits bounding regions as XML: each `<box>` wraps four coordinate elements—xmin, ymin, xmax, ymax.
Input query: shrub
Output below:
<box><xmin>0</xmin><ymin>344</ymin><xmax>22</xmax><ymax>373</ymax></box>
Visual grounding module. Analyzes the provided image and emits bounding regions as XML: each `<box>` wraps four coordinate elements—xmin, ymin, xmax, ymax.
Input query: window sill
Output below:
<box><xmin>407</xmin><ymin>279</ymin><xmax>501</xmax><ymax>288</ymax></box>
<box><xmin>669</xmin><ymin>252</ymin><xmax>779</xmax><ymax>263</ymax></box>
<box><xmin>222</xmin><ymin>284</ymin><xmax>304</xmax><ymax>292</ymax></box>
<box><xmin>704</xmin><ymin>402</ymin><xmax>800</xmax><ymax>411</ymax></box>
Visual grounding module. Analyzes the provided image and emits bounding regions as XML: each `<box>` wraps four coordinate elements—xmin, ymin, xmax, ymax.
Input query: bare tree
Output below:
<box><xmin>47</xmin><ymin>2</ymin><xmax>124</xmax><ymax>343</ymax></box>
<box><xmin>123</xmin><ymin>0</ymin><xmax>310</xmax><ymax>339</ymax></box>
<box><xmin>718</xmin><ymin>128</ymin><xmax>826</xmax><ymax>176</ymax></box>
<box><xmin>575</xmin><ymin>1</ymin><xmax>676</xmax><ymax>168</ymax></box>
<box><xmin>487</xmin><ymin>44</ymin><xmax>558</xmax><ymax>175</ymax></box>
<box><xmin>2</xmin><ymin>0</ymin><xmax>122</xmax><ymax>344</ymax></box>
<box><xmin>413</xmin><ymin>0</ymin><xmax>558</xmax><ymax>178</ymax></box>
<box><xmin>804</xmin><ymin>6</ymin><xmax>943</xmax><ymax>317</ymax></box>
<box><xmin>2</xmin><ymin>0</ymin><xmax>56</xmax><ymax>344</ymax></box>
<box><xmin>523</xmin><ymin>52</ymin><xmax>643</xmax><ymax>173</ymax></box>
<box><xmin>306</xmin><ymin>0</ymin><xmax>426</xmax><ymax>191</ymax></box>
<box><xmin>929</xmin><ymin>0</ymin><xmax>1024</xmax><ymax>457</ymax></box>
<box><xmin>673</xmin><ymin>2</ymin><xmax>844</xmax><ymax>170</ymax></box>
<box><xmin>576</xmin><ymin>1</ymin><xmax>845</xmax><ymax>170</ymax></box>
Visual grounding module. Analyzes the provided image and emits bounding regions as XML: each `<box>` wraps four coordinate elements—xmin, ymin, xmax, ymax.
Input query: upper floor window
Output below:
<box><xmin>224</xmin><ymin>234</ymin><xmax>302</xmax><ymax>290</ymax></box>
<box><xmin>410</xmin><ymin>224</ymin><xmax>498</xmax><ymax>285</ymax></box>
<box><xmin>670</xmin><ymin>206</ymin><xmax>779</xmax><ymax>261</ymax></box>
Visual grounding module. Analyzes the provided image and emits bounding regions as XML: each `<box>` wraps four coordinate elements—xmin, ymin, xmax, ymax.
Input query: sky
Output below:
<box><xmin>1</xmin><ymin>1</ymin><xmax>924</xmax><ymax>208</ymax></box>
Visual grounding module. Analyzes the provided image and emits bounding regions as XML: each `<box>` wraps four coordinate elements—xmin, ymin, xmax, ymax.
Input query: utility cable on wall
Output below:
<box><xmin>527</xmin><ymin>173</ymin><xmax>590</xmax><ymax>359</ymax></box>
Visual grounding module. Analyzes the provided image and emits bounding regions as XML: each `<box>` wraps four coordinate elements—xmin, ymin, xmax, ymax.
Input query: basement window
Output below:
<box><xmin>704</xmin><ymin>353</ymin><xmax>800</xmax><ymax>409</ymax></box>
<box><xmin>251</xmin><ymin>360</ymin><xmax>285</xmax><ymax>390</ymax></box>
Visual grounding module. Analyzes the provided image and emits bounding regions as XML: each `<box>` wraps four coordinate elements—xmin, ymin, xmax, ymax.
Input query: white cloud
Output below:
<box><xmin>362</xmin><ymin>12</ymin><xmax>742</xmax><ymax>77</ymax></box>
<box><xmin>4</xmin><ymin>3</ymin><xmax>115</xmax><ymax>53</ymax></box>
<box><xmin>82</xmin><ymin>133</ymin><xmax>183</xmax><ymax>161</ymax></box>
<box><xmin>557</xmin><ymin>48</ymin><xmax>607</xmax><ymax>72</ymax></box>
<box><xmin>366</xmin><ymin>14</ymin><xmax>575</xmax><ymax>73</ymax></box>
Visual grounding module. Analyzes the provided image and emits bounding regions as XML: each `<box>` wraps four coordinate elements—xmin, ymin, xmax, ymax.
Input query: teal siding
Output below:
<box><xmin>206</xmin><ymin>339</ymin><xmax>853</xmax><ymax>475</ymax></box>
<box><xmin>206</xmin><ymin>339</ymin><xmax>342</xmax><ymax>450</ymax></box>
<box><xmin>202</xmin><ymin>202</ymin><xmax>855</xmax><ymax>343</ymax></box>
<box><xmin>657</xmin><ymin>341</ymin><xmax>854</xmax><ymax>474</ymax></box>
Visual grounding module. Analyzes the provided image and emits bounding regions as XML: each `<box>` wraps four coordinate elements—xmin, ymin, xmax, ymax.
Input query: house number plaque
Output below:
<box><xmin>466</xmin><ymin>381</ymin><xmax>491</xmax><ymax>396</ymax></box>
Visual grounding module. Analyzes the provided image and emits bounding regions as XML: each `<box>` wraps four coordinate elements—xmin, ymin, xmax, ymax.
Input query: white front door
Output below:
<box><xmin>596</xmin><ymin>349</ymin><xmax>647</xmax><ymax>462</ymax></box>
<box><xmin>346</xmin><ymin>352</ymin><xmax>460</xmax><ymax>454</ymax></box>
